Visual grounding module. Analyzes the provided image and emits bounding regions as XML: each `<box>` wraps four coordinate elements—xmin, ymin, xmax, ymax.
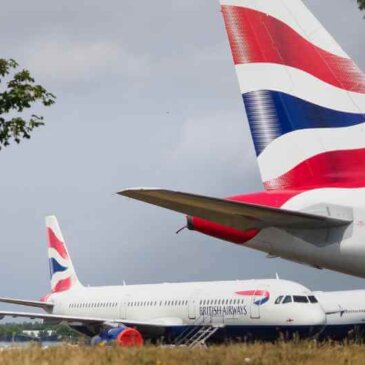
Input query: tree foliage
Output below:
<box><xmin>0</xmin><ymin>58</ymin><xmax>55</xmax><ymax>150</ymax></box>
<box><xmin>359</xmin><ymin>0</ymin><xmax>365</xmax><ymax>11</ymax></box>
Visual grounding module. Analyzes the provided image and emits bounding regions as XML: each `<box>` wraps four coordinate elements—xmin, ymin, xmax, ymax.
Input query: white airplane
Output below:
<box><xmin>118</xmin><ymin>0</ymin><xmax>365</xmax><ymax>279</ymax></box>
<box><xmin>315</xmin><ymin>290</ymin><xmax>365</xmax><ymax>340</ymax></box>
<box><xmin>0</xmin><ymin>216</ymin><xmax>326</xmax><ymax>345</ymax></box>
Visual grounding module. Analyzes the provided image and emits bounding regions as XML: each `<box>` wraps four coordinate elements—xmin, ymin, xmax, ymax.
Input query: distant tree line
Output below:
<box><xmin>0</xmin><ymin>322</ymin><xmax>84</xmax><ymax>342</ymax></box>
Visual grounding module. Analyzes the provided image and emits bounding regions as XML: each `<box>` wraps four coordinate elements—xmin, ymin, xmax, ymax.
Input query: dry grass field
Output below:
<box><xmin>0</xmin><ymin>342</ymin><xmax>365</xmax><ymax>365</ymax></box>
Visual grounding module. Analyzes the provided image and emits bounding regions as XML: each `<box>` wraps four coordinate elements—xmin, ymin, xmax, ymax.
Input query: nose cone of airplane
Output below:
<box><xmin>293</xmin><ymin>305</ymin><xmax>326</xmax><ymax>326</ymax></box>
<box><xmin>311</xmin><ymin>306</ymin><xmax>327</xmax><ymax>325</ymax></box>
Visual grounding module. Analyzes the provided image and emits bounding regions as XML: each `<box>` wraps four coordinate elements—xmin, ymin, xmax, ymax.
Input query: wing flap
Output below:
<box><xmin>118</xmin><ymin>188</ymin><xmax>352</xmax><ymax>230</ymax></box>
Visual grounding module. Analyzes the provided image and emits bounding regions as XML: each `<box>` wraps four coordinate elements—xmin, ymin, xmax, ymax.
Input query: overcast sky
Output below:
<box><xmin>0</xmin><ymin>0</ymin><xmax>364</xmax><ymax>304</ymax></box>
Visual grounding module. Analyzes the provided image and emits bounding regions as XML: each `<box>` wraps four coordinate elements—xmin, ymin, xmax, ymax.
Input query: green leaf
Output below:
<box><xmin>0</xmin><ymin>58</ymin><xmax>56</xmax><ymax>149</ymax></box>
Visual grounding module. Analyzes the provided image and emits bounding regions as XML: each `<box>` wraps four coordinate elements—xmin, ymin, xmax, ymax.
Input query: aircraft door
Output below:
<box><xmin>120</xmin><ymin>294</ymin><xmax>130</xmax><ymax>320</ymax></box>
<box><xmin>250</xmin><ymin>290</ymin><xmax>261</xmax><ymax>319</ymax></box>
<box><xmin>188</xmin><ymin>291</ymin><xmax>200</xmax><ymax>320</ymax></box>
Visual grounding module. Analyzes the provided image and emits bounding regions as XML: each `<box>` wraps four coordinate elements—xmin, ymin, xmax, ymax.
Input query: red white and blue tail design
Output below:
<box><xmin>46</xmin><ymin>216</ymin><xmax>81</xmax><ymax>293</ymax></box>
<box><xmin>221</xmin><ymin>0</ymin><xmax>365</xmax><ymax>191</ymax></box>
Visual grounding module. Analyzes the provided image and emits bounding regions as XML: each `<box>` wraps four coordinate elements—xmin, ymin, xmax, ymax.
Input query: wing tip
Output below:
<box><xmin>117</xmin><ymin>187</ymin><xmax>166</xmax><ymax>196</ymax></box>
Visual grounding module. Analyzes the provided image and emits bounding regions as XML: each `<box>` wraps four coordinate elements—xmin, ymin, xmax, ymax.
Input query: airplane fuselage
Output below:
<box><xmin>47</xmin><ymin>279</ymin><xmax>325</xmax><ymax>341</ymax></box>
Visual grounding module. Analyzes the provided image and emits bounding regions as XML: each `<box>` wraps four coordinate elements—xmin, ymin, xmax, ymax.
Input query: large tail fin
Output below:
<box><xmin>46</xmin><ymin>216</ymin><xmax>81</xmax><ymax>293</ymax></box>
<box><xmin>221</xmin><ymin>0</ymin><xmax>365</xmax><ymax>191</ymax></box>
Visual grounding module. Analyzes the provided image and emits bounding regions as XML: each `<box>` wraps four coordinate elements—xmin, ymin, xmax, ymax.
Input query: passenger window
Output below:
<box><xmin>308</xmin><ymin>296</ymin><xmax>318</xmax><ymax>303</ymax></box>
<box><xmin>282</xmin><ymin>296</ymin><xmax>292</xmax><ymax>304</ymax></box>
<box><xmin>275</xmin><ymin>296</ymin><xmax>284</xmax><ymax>304</ymax></box>
<box><xmin>293</xmin><ymin>296</ymin><xmax>309</xmax><ymax>303</ymax></box>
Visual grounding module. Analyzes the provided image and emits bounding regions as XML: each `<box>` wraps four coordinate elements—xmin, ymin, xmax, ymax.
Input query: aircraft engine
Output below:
<box><xmin>91</xmin><ymin>325</ymin><xmax>144</xmax><ymax>347</ymax></box>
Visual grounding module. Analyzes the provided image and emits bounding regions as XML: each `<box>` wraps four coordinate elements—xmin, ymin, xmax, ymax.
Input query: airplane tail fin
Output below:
<box><xmin>221</xmin><ymin>0</ymin><xmax>365</xmax><ymax>191</ymax></box>
<box><xmin>46</xmin><ymin>216</ymin><xmax>82</xmax><ymax>293</ymax></box>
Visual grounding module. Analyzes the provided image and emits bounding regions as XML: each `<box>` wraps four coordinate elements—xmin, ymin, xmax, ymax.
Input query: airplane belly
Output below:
<box><xmin>247</xmin><ymin>225</ymin><xmax>365</xmax><ymax>279</ymax></box>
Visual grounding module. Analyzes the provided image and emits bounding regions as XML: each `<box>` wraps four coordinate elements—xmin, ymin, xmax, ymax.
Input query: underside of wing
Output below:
<box><xmin>0</xmin><ymin>297</ymin><xmax>54</xmax><ymax>310</ymax></box>
<box><xmin>0</xmin><ymin>310</ymin><xmax>183</xmax><ymax>329</ymax></box>
<box><xmin>118</xmin><ymin>188</ymin><xmax>352</xmax><ymax>231</ymax></box>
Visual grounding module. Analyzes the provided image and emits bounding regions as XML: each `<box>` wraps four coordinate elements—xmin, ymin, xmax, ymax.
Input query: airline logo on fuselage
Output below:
<box><xmin>236</xmin><ymin>290</ymin><xmax>270</xmax><ymax>306</ymax></box>
<box><xmin>199</xmin><ymin>290</ymin><xmax>270</xmax><ymax>318</ymax></box>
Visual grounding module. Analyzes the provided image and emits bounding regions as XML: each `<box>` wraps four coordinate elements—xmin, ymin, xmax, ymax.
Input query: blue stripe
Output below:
<box><xmin>254</xmin><ymin>297</ymin><xmax>269</xmax><ymax>306</ymax></box>
<box><xmin>242</xmin><ymin>91</ymin><xmax>365</xmax><ymax>156</ymax></box>
<box><xmin>49</xmin><ymin>258</ymin><xmax>67</xmax><ymax>276</ymax></box>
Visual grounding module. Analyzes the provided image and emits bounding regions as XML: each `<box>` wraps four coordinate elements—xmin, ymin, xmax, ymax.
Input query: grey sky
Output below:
<box><xmin>0</xmin><ymin>0</ymin><xmax>364</xmax><ymax>304</ymax></box>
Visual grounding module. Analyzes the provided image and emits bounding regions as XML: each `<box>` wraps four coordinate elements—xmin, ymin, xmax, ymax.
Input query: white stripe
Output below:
<box><xmin>46</xmin><ymin>216</ymin><xmax>65</xmax><ymax>243</ymax></box>
<box><xmin>220</xmin><ymin>0</ymin><xmax>348</xmax><ymax>58</ymax></box>
<box><xmin>48</xmin><ymin>248</ymin><xmax>69</xmax><ymax>267</ymax></box>
<box><xmin>281</xmin><ymin>188</ymin><xmax>365</xmax><ymax>211</ymax></box>
<box><xmin>51</xmin><ymin>270</ymin><xmax>71</xmax><ymax>286</ymax></box>
<box><xmin>236</xmin><ymin>63</ymin><xmax>365</xmax><ymax>114</ymax></box>
<box><xmin>258</xmin><ymin>123</ymin><xmax>365</xmax><ymax>182</ymax></box>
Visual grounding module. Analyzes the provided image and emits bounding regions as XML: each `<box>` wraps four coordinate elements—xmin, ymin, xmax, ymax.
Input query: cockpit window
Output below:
<box><xmin>293</xmin><ymin>295</ymin><xmax>309</xmax><ymax>303</ymax></box>
<box><xmin>275</xmin><ymin>296</ymin><xmax>283</xmax><ymax>304</ymax></box>
<box><xmin>282</xmin><ymin>296</ymin><xmax>292</xmax><ymax>304</ymax></box>
<box><xmin>308</xmin><ymin>296</ymin><xmax>318</xmax><ymax>303</ymax></box>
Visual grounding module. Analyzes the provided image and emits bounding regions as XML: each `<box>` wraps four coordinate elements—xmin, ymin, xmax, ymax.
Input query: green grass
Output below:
<box><xmin>1</xmin><ymin>342</ymin><xmax>365</xmax><ymax>365</ymax></box>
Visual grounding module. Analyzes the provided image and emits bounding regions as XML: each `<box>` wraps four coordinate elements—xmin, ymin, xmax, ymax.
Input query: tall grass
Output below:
<box><xmin>0</xmin><ymin>342</ymin><xmax>364</xmax><ymax>365</ymax></box>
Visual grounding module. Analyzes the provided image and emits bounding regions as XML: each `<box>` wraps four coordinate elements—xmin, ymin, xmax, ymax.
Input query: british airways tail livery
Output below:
<box><xmin>221</xmin><ymin>0</ymin><xmax>365</xmax><ymax>191</ymax></box>
<box><xmin>0</xmin><ymin>216</ymin><xmax>327</xmax><ymax>345</ymax></box>
<box><xmin>47</xmin><ymin>216</ymin><xmax>81</xmax><ymax>293</ymax></box>
<box><xmin>119</xmin><ymin>1</ymin><xmax>365</xmax><ymax>278</ymax></box>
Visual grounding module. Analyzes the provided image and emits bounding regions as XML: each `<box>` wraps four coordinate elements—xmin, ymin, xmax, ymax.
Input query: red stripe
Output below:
<box><xmin>40</xmin><ymin>293</ymin><xmax>52</xmax><ymax>302</ymax></box>
<box><xmin>47</xmin><ymin>228</ymin><xmax>68</xmax><ymax>260</ymax></box>
<box><xmin>264</xmin><ymin>148</ymin><xmax>365</xmax><ymax>191</ymax></box>
<box><xmin>53</xmin><ymin>277</ymin><xmax>72</xmax><ymax>293</ymax></box>
<box><xmin>236</xmin><ymin>290</ymin><xmax>270</xmax><ymax>298</ymax></box>
<box><xmin>189</xmin><ymin>191</ymin><xmax>300</xmax><ymax>244</ymax></box>
<box><xmin>222</xmin><ymin>6</ymin><xmax>365</xmax><ymax>93</ymax></box>
<box><xmin>191</xmin><ymin>216</ymin><xmax>259</xmax><ymax>244</ymax></box>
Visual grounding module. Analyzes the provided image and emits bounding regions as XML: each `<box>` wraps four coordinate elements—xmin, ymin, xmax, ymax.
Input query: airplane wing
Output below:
<box><xmin>0</xmin><ymin>297</ymin><xmax>54</xmax><ymax>310</ymax></box>
<box><xmin>118</xmin><ymin>188</ymin><xmax>352</xmax><ymax>230</ymax></box>
<box><xmin>0</xmin><ymin>310</ymin><xmax>183</xmax><ymax>328</ymax></box>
